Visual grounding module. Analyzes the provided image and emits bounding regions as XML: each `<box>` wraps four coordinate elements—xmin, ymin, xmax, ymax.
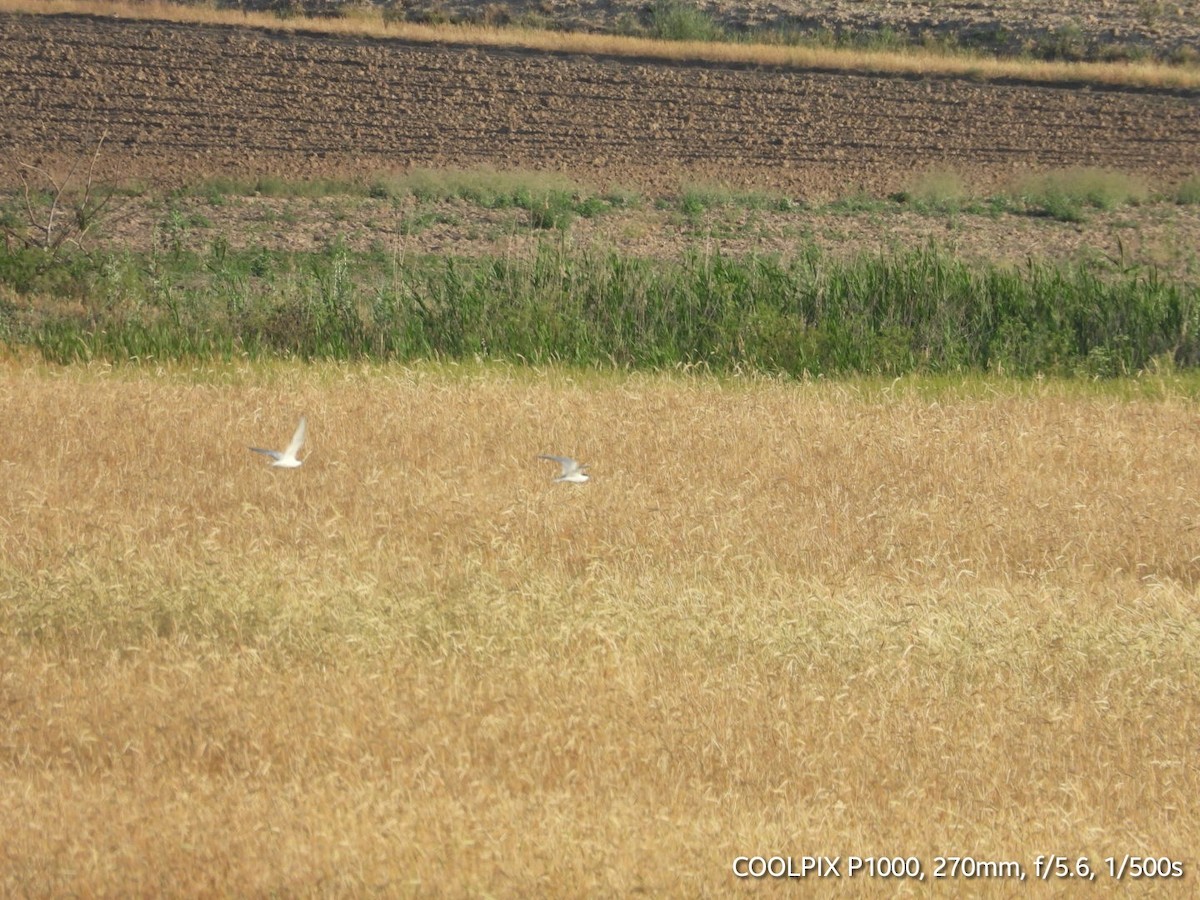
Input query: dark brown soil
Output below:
<box><xmin>1</xmin><ymin>13</ymin><xmax>1198</xmax><ymax>199</ymax></box>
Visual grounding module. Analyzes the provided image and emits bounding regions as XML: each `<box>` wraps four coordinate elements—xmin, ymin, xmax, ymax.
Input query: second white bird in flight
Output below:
<box><xmin>251</xmin><ymin>415</ymin><xmax>307</xmax><ymax>468</ymax></box>
<box><xmin>539</xmin><ymin>454</ymin><xmax>590</xmax><ymax>483</ymax></box>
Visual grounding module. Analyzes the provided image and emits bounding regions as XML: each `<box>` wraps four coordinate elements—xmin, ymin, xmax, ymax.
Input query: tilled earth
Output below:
<box><xmin>2</xmin><ymin>12</ymin><xmax>1198</xmax><ymax>199</ymax></box>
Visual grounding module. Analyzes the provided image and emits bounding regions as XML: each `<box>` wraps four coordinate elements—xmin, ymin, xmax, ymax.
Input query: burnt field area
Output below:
<box><xmin>1</xmin><ymin>12</ymin><xmax>1198</xmax><ymax>196</ymax></box>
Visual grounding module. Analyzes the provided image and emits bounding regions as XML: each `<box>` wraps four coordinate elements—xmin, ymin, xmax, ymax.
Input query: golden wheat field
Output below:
<box><xmin>2</xmin><ymin>359</ymin><xmax>1199</xmax><ymax>894</ymax></box>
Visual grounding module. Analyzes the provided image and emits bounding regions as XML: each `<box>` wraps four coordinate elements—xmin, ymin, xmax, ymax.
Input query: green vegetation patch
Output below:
<box><xmin>1010</xmin><ymin>168</ymin><xmax>1151</xmax><ymax>223</ymax></box>
<box><xmin>180</xmin><ymin>169</ymin><xmax>635</xmax><ymax>230</ymax></box>
<box><xmin>646</xmin><ymin>0</ymin><xmax>726</xmax><ymax>42</ymax></box>
<box><xmin>1175</xmin><ymin>175</ymin><xmax>1200</xmax><ymax>206</ymax></box>
<box><xmin>2</xmin><ymin>238</ymin><xmax>1196</xmax><ymax>378</ymax></box>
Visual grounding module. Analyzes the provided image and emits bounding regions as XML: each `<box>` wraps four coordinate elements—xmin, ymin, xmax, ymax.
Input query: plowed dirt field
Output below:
<box><xmin>2</xmin><ymin>12</ymin><xmax>1198</xmax><ymax>197</ymax></box>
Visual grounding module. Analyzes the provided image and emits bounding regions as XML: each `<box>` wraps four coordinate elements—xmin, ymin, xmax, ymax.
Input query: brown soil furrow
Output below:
<box><xmin>1</xmin><ymin>13</ymin><xmax>1197</xmax><ymax>196</ymax></box>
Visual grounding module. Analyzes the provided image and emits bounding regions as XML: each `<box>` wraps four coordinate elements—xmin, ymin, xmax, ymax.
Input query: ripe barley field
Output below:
<box><xmin>1</xmin><ymin>359</ymin><xmax>1198</xmax><ymax>893</ymax></box>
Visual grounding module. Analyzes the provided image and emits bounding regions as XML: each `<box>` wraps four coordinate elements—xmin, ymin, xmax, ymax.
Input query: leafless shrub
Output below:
<box><xmin>2</xmin><ymin>132</ymin><xmax>118</xmax><ymax>261</ymax></box>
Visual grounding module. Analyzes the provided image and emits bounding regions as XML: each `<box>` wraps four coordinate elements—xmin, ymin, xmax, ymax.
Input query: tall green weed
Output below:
<box><xmin>3</xmin><ymin>241</ymin><xmax>1195</xmax><ymax>377</ymax></box>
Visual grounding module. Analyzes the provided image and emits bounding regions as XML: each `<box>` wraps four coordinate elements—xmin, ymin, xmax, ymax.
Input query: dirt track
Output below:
<box><xmin>1</xmin><ymin>13</ymin><xmax>1198</xmax><ymax>196</ymax></box>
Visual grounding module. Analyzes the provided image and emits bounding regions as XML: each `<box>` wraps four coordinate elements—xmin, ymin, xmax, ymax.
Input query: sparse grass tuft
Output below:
<box><xmin>1175</xmin><ymin>175</ymin><xmax>1200</xmax><ymax>205</ymax></box>
<box><xmin>177</xmin><ymin>169</ymin><xmax>629</xmax><ymax>232</ymax></box>
<box><xmin>373</xmin><ymin>167</ymin><xmax>576</xmax><ymax>206</ymax></box>
<box><xmin>646</xmin><ymin>0</ymin><xmax>725</xmax><ymax>42</ymax></box>
<box><xmin>369</xmin><ymin>168</ymin><xmax>619</xmax><ymax>229</ymax></box>
<box><xmin>185</xmin><ymin>174</ymin><xmax>371</xmax><ymax>202</ymax></box>
<box><xmin>677</xmin><ymin>182</ymin><xmax>790</xmax><ymax>215</ymax></box>
<box><xmin>892</xmin><ymin>169</ymin><xmax>972</xmax><ymax>213</ymax></box>
<box><xmin>1010</xmin><ymin>168</ymin><xmax>1153</xmax><ymax>222</ymax></box>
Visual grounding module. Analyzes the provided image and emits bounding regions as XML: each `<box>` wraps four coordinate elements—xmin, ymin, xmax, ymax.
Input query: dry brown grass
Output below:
<box><xmin>3</xmin><ymin>0</ymin><xmax>1199</xmax><ymax>91</ymax></box>
<box><xmin>2</xmin><ymin>360</ymin><xmax>1199</xmax><ymax>894</ymax></box>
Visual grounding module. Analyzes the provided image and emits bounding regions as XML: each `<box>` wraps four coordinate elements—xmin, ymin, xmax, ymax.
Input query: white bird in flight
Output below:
<box><xmin>539</xmin><ymin>454</ymin><xmax>590</xmax><ymax>483</ymax></box>
<box><xmin>250</xmin><ymin>416</ymin><xmax>307</xmax><ymax>468</ymax></box>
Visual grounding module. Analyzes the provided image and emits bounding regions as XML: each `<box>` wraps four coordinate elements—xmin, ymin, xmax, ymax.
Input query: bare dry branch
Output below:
<box><xmin>7</xmin><ymin>134</ymin><xmax>116</xmax><ymax>260</ymax></box>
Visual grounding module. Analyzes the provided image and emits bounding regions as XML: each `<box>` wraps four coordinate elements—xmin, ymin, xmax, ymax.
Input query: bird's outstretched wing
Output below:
<box><xmin>281</xmin><ymin>416</ymin><xmax>307</xmax><ymax>462</ymax></box>
<box><xmin>539</xmin><ymin>454</ymin><xmax>581</xmax><ymax>477</ymax></box>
